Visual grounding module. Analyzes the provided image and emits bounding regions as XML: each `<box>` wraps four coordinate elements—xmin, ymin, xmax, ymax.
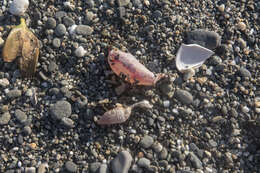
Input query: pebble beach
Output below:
<box><xmin>0</xmin><ymin>0</ymin><xmax>259</xmax><ymax>172</ymax></box>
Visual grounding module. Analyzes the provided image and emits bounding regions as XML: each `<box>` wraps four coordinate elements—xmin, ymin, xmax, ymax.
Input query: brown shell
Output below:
<box><xmin>2</xmin><ymin>19</ymin><xmax>40</xmax><ymax>77</ymax></box>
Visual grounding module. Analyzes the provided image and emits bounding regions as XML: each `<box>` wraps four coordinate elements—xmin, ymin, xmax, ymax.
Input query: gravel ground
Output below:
<box><xmin>0</xmin><ymin>0</ymin><xmax>259</xmax><ymax>173</ymax></box>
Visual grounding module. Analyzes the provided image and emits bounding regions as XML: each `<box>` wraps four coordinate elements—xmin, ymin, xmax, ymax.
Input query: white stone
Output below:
<box><xmin>74</xmin><ymin>46</ymin><xmax>86</xmax><ymax>57</ymax></box>
<box><xmin>9</xmin><ymin>0</ymin><xmax>29</xmax><ymax>16</ymax></box>
<box><xmin>163</xmin><ymin>100</ymin><xmax>170</xmax><ymax>108</ymax></box>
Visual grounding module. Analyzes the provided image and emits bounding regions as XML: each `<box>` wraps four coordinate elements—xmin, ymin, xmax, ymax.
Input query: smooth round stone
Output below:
<box><xmin>55</xmin><ymin>24</ymin><xmax>66</xmax><ymax>37</ymax></box>
<box><xmin>137</xmin><ymin>158</ymin><xmax>151</xmax><ymax>168</ymax></box>
<box><xmin>48</xmin><ymin>61</ymin><xmax>58</xmax><ymax>72</ymax></box>
<box><xmin>15</xmin><ymin>109</ymin><xmax>27</xmax><ymax>123</ymax></box>
<box><xmin>85</xmin><ymin>11</ymin><xmax>94</xmax><ymax>22</ymax></box>
<box><xmin>50</xmin><ymin>101</ymin><xmax>72</xmax><ymax>120</ymax></box>
<box><xmin>65</xmin><ymin>161</ymin><xmax>77</xmax><ymax>173</ymax></box>
<box><xmin>111</xmin><ymin>151</ymin><xmax>133</xmax><ymax>173</ymax></box>
<box><xmin>9</xmin><ymin>0</ymin><xmax>29</xmax><ymax>16</ymax></box>
<box><xmin>52</xmin><ymin>38</ymin><xmax>61</xmax><ymax>48</ymax></box>
<box><xmin>163</xmin><ymin>100</ymin><xmax>170</xmax><ymax>108</ymax></box>
<box><xmin>0</xmin><ymin>112</ymin><xmax>11</xmax><ymax>125</ymax></box>
<box><xmin>75</xmin><ymin>25</ymin><xmax>93</xmax><ymax>36</ymax></box>
<box><xmin>45</xmin><ymin>17</ymin><xmax>56</xmax><ymax>29</ymax></box>
<box><xmin>175</xmin><ymin>89</ymin><xmax>193</xmax><ymax>105</ymax></box>
<box><xmin>74</xmin><ymin>46</ymin><xmax>87</xmax><ymax>57</ymax></box>
<box><xmin>152</xmin><ymin>142</ymin><xmax>163</xmax><ymax>153</ymax></box>
<box><xmin>159</xmin><ymin>147</ymin><xmax>168</xmax><ymax>160</ymax></box>
<box><xmin>237</xmin><ymin>38</ymin><xmax>247</xmax><ymax>49</ymax></box>
<box><xmin>140</xmin><ymin>135</ymin><xmax>154</xmax><ymax>148</ymax></box>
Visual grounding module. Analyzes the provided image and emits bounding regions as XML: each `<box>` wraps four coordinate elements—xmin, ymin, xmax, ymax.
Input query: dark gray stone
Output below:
<box><xmin>45</xmin><ymin>17</ymin><xmax>56</xmax><ymax>29</ymax></box>
<box><xmin>186</xmin><ymin>30</ymin><xmax>221</xmax><ymax>50</ymax></box>
<box><xmin>175</xmin><ymin>89</ymin><xmax>193</xmax><ymax>105</ymax></box>
<box><xmin>50</xmin><ymin>101</ymin><xmax>72</xmax><ymax>120</ymax></box>
<box><xmin>188</xmin><ymin>152</ymin><xmax>202</xmax><ymax>169</ymax></box>
<box><xmin>111</xmin><ymin>151</ymin><xmax>133</xmax><ymax>173</ymax></box>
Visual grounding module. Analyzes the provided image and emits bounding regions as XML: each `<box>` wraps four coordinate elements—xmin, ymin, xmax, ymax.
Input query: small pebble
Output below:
<box><xmin>52</xmin><ymin>38</ymin><xmax>61</xmax><ymax>48</ymax></box>
<box><xmin>90</xmin><ymin>162</ymin><xmax>101</xmax><ymax>173</ymax></box>
<box><xmin>14</xmin><ymin>109</ymin><xmax>27</xmax><ymax>123</ymax></box>
<box><xmin>237</xmin><ymin>21</ymin><xmax>247</xmax><ymax>31</ymax></box>
<box><xmin>175</xmin><ymin>89</ymin><xmax>193</xmax><ymax>105</ymax></box>
<box><xmin>74</xmin><ymin>46</ymin><xmax>87</xmax><ymax>57</ymax></box>
<box><xmin>140</xmin><ymin>135</ymin><xmax>154</xmax><ymax>148</ymax></box>
<box><xmin>55</xmin><ymin>24</ymin><xmax>66</xmax><ymax>37</ymax></box>
<box><xmin>45</xmin><ymin>17</ymin><xmax>56</xmax><ymax>29</ymax></box>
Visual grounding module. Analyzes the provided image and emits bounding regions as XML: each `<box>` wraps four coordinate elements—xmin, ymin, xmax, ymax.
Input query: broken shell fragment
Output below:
<box><xmin>108</xmin><ymin>48</ymin><xmax>164</xmax><ymax>86</ymax></box>
<box><xmin>9</xmin><ymin>0</ymin><xmax>29</xmax><ymax>16</ymax></box>
<box><xmin>2</xmin><ymin>18</ymin><xmax>40</xmax><ymax>77</ymax></box>
<box><xmin>97</xmin><ymin>100</ymin><xmax>152</xmax><ymax>125</ymax></box>
<box><xmin>176</xmin><ymin>44</ymin><xmax>214</xmax><ymax>72</ymax></box>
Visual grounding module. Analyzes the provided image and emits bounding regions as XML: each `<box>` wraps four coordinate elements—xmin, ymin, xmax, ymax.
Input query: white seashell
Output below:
<box><xmin>9</xmin><ymin>0</ymin><xmax>29</xmax><ymax>16</ymax></box>
<box><xmin>68</xmin><ymin>24</ymin><xmax>77</xmax><ymax>35</ymax></box>
<box><xmin>176</xmin><ymin>44</ymin><xmax>214</xmax><ymax>72</ymax></box>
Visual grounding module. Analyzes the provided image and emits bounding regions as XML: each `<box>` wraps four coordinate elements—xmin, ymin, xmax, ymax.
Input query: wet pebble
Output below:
<box><xmin>237</xmin><ymin>21</ymin><xmax>247</xmax><ymax>31</ymax></box>
<box><xmin>159</xmin><ymin>147</ymin><xmax>168</xmax><ymax>160</ymax></box>
<box><xmin>0</xmin><ymin>112</ymin><xmax>11</xmax><ymax>125</ymax></box>
<box><xmin>186</xmin><ymin>30</ymin><xmax>221</xmax><ymax>50</ymax></box>
<box><xmin>23</xmin><ymin>126</ymin><xmax>32</xmax><ymax>135</ymax></box>
<box><xmin>140</xmin><ymin>135</ymin><xmax>154</xmax><ymax>148</ymax></box>
<box><xmin>50</xmin><ymin>101</ymin><xmax>72</xmax><ymax>120</ymax></box>
<box><xmin>111</xmin><ymin>151</ymin><xmax>133</xmax><ymax>173</ymax></box>
<box><xmin>63</xmin><ymin>16</ymin><xmax>75</xmax><ymax>27</ymax></box>
<box><xmin>175</xmin><ymin>89</ymin><xmax>193</xmax><ymax>105</ymax></box>
<box><xmin>65</xmin><ymin>161</ymin><xmax>77</xmax><ymax>173</ymax></box>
